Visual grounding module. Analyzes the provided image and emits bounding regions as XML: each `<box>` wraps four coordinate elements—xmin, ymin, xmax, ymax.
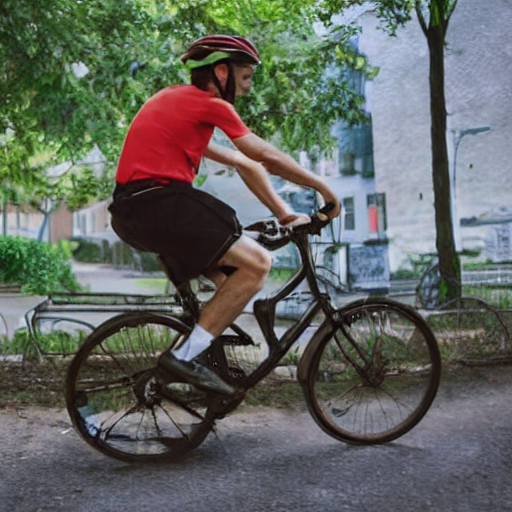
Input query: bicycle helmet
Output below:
<box><xmin>181</xmin><ymin>35</ymin><xmax>260</xmax><ymax>104</ymax></box>
<box><xmin>181</xmin><ymin>35</ymin><xmax>261</xmax><ymax>69</ymax></box>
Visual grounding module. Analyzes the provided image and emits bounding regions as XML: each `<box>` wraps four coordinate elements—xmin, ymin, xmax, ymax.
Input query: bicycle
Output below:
<box><xmin>66</xmin><ymin>205</ymin><xmax>441</xmax><ymax>462</ymax></box>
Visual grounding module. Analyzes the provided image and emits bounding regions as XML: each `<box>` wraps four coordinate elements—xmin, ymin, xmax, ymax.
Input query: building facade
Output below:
<box><xmin>356</xmin><ymin>0</ymin><xmax>512</xmax><ymax>270</ymax></box>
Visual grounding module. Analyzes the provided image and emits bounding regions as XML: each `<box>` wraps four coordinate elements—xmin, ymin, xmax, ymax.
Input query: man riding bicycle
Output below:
<box><xmin>109</xmin><ymin>35</ymin><xmax>341</xmax><ymax>395</ymax></box>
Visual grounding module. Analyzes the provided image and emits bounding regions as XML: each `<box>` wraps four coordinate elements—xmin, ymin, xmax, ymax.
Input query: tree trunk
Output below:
<box><xmin>1</xmin><ymin>196</ymin><xmax>7</xmax><ymax>236</ymax></box>
<box><xmin>426</xmin><ymin>22</ymin><xmax>461</xmax><ymax>303</ymax></box>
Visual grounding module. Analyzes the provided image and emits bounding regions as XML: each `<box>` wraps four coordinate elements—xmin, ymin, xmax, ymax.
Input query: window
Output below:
<box><xmin>367</xmin><ymin>194</ymin><xmax>378</xmax><ymax>233</ymax></box>
<box><xmin>367</xmin><ymin>193</ymin><xmax>387</xmax><ymax>236</ymax></box>
<box><xmin>343</xmin><ymin>197</ymin><xmax>355</xmax><ymax>230</ymax></box>
<box><xmin>337</xmin><ymin>123</ymin><xmax>374</xmax><ymax>177</ymax></box>
<box><xmin>340</xmin><ymin>152</ymin><xmax>356</xmax><ymax>175</ymax></box>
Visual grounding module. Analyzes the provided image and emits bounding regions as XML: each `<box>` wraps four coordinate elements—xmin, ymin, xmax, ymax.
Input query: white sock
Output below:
<box><xmin>173</xmin><ymin>324</ymin><xmax>214</xmax><ymax>362</ymax></box>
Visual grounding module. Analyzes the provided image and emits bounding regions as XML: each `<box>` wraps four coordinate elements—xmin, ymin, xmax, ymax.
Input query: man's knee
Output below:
<box><xmin>219</xmin><ymin>238</ymin><xmax>272</xmax><ymax>280</ymax></box>
<box><xmin>249</xmin><ymin>247</ymin><xmax>272</xmax><ymax>279</ymax></box>
<box><xmin>235</xmin><ymin>245</ymin><xmax>271</xmax><ymax>282</ymax></box>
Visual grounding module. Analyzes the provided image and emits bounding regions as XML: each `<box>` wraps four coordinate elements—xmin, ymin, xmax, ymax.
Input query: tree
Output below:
<box><xmin>1</xmin><ymin>0</ymin><xmax>380</xmax><ymax>252</ymax></box>
<box><xmin>2</xmin><ymin>0</ymin><xmax>372</xmax><ymax>213</ymax></box>
<box><xmin>415</xmin><ymin>0</ymin><xmax>461</xmax><ymax>303</ymax></box>
<box><xmin>319</xmin><ymin>0</ymin><xmax>461</xmax><ymax>303</ymax></box>
<box><xmin>0</xmin><ymin>0</ymin><xmax>157</xmax><ymax>211</ymax></box>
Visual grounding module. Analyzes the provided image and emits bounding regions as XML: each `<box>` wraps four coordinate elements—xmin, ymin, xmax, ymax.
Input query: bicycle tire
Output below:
<box><xmin>416</xmin><ymin>262</ymin><xmax>442</xmax><ymax>309</ymax></box>
<box><xmin>303</xmin><ymin>298</ymin><xmax>441</xmax><ymax>445</ymax></box>
<box><xmin>66</xmin><ymin>312</ymin><xmax>215</xmax><ymax>462</ymax></box>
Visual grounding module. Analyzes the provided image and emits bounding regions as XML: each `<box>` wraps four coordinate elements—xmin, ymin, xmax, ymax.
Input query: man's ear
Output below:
<box><xmin>213</xmin><ymin>63</ymin><xmax>229</xmax><ymax>86</ymax></box>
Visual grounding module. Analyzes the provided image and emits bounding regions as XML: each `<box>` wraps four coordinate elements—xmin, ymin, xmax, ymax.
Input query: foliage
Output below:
<box><xmin>1</xmin><ymin>0</ymin><xmax>373</xmax><ymax>212</ymax></box>
<box><xmin>0</xmin><ymin>236</ymin><xmax>81</xmax><ymax>294</ymax></box>
<box><xmin>0</xmin><ymin>0</ymin><xmax>156</xmax><ymax>212</ymax></box>
<box><xmin>228</xmin><ymin>0</ymin><xmax>372</xmax><ymax>152</ymax></box>
<box><xmin>71</xmin><ymin>238</ymin><xmax>106</xmax><ymax>263</ymax></box>
<box><xmin>0</xmin><ymin>328</ymin><xmax>88</xmax><ymax>357</ymax></box>
<box><xmin>391</xmin><ymin>268</ymin><xmax>420</xmax><ymax>280</ymax></box>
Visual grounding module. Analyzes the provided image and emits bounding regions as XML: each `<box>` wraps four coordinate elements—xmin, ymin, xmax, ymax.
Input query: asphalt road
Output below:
<box><xmin>1</xmin><ymin>365</ymin><xmax>511</xmax><ymax>512</ymax></box>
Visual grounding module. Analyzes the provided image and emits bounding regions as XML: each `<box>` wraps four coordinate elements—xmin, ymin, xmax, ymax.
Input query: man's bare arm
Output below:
<box><xmin>204</xmin><ymin>142</ymin><xmax>293</xmax><ymax>222</ymax></box>
<box><xmin>232</xmin><ymin>133</ymin><xmax>341</xmax><ymax>218</ymax></box>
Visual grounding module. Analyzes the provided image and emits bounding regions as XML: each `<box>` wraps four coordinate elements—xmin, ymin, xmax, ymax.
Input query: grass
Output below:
<box><xmin>269</xmin><ymin>268</ymin><xmax>297</xmax><ymax>282</ymax></box>
<box><xmin>244</xmin><ymin>381</ymin><xmax>307</xmax><ymax>411</ymax></box>
<box><xmin>458</xmin><ymin>284</ymin><xmax>512</xmax><ymax>309</ymax></box>
<box><xmin>0</xmin><ymin>360</ymin><xmax>68</xmax><ymax>408</ymax></box>
<box><xmin>427</xmin><ymin>304</ymin><xmax>510</xmax><ymax>361</ymax></box>
<box><xmin>2</xmin><ymin>292</ymin><xmax>511</xmax><ymax>409</ymax></box>
<box><xmin>135</xmin><ymin>278</ymin><xmax>168</xmax><ymax>291</ymax></box>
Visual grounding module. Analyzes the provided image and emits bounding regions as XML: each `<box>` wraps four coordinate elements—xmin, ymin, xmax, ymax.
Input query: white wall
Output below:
<box><xmin>357</xmin><ymin>0</ymin><xmax>512</xmax><ymax>269</ymax></box>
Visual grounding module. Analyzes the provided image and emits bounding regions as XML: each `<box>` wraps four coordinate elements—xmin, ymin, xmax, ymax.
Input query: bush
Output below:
<box><xmin>0</xmin><ymin>236</ymin><xmax>82</xmax><ymax>295</ymax></box>
<box><xmin>72</xmin><ymin>238</ymin><xmax>106</xmax><ymax>263</ymax></box>
<box><xmin>391</xmin><ymin>268</ymin><xmax>420</xmax><ymax>280</ymax></box>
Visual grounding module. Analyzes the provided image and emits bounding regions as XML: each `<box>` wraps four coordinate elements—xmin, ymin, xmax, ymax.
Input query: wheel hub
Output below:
<box><xmin>132</xmin><ymin>370</ymin><xmax>162</xmax><ymax>407</ymax></box>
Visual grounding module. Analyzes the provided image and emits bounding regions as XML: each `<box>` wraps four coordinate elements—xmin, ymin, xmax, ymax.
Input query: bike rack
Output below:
<box><xmin>23</xmin><ymin>292</ymin><xmax>183</xmax><ymax>358</ymax></box>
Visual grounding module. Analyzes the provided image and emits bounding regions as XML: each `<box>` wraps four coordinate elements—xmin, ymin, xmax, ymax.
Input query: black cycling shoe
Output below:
<box><xmin>157</xmin><ymin>352</ymin><xmax>236</xmax><ymax>395</ymax></box>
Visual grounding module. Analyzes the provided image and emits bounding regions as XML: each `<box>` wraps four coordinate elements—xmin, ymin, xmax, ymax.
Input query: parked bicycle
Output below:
<box><xmin>66</xmin><ymin>205</ymin><xmax>441</xmax><ymax>462</ymax></box>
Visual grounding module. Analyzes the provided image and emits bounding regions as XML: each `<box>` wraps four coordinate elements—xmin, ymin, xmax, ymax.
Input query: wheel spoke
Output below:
<box><xmin>66</xmin><ymin>314</ymin><xmax>215</xmax><ymax>462</ymax></box>
<box><xmin>307</xmin><ymin>299</ymin><xmax>441</xmax><ymax>444</ymax></box>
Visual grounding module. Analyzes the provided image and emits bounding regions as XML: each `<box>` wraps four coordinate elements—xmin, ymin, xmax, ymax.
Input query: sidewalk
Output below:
<box><xmin>1</xmin><ymin>261</ymin><xmax>371</xmax><ymax>342</ymax></box>
<box><xmin>0</xmin><ymin>293</ymin><xmax>46</xmax><ymax>340</ymax></box>
<box><xmin>71</xmin><ymin>262</ymin><xmax>167</xmax><ymax>295</ymax></box>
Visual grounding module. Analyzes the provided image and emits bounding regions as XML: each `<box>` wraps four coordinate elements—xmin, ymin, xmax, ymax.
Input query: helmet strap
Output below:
<box><xmin>224</xmin><ymin>62</ymin><xmax>236</xmax><ymax>104</ymax></box>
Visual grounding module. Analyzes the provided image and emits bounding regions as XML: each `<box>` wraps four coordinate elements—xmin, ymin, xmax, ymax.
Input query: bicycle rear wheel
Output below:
<box><xmin>66</xmin><ymin>312</ymin><xmax>215</xmax><ymax>462</ymax></box>
<box><xmin>304</xmin><ymin>298</ymin><xmax>441</xmax><ymax>445</ymax></box>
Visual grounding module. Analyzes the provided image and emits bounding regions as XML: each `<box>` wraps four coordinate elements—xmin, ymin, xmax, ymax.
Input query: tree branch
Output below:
<box><xmin>444</xmin><ymin>0</ymin><xmax>459</xmax><ymax>33</ymax></box>
<box><xmin>415</xmin><ymin>0</ymin><xmax>428</xmax><ymax>36</ymax></box>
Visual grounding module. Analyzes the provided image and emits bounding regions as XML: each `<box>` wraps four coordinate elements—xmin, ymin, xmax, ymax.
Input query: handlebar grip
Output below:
<box><xmin>315</xmin><ymin>202</ymin><xmax>335</xmax><ymax>222</ymax></box>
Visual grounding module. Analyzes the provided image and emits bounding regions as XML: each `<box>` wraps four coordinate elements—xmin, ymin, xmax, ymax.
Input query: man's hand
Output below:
<box><xmin>278</xmin><ymin>212</ymin><xmax>311</xmax><ymax>227</ymax></box>
<box><xmin>319</xmin><ymin>192</ymin><xmax>341</xmax><ymax>219</ymax></box>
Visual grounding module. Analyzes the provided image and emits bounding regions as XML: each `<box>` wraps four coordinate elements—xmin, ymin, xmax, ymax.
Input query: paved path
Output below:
<box><xmin>1</xmin><ymin>365</ymin><xmax>511</xmax><ymax>512</ymax></box>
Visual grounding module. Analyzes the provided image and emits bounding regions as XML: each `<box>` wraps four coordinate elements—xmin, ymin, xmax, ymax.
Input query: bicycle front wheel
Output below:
<box><xmin>304</xmin><ymin>298</ymin><xmax>441</xmax><ymax>445</ymax></box>
<box><xmin>66</xmin><ymin>312</ymin><xmax>215</xmax><ymax>462</ymax></box>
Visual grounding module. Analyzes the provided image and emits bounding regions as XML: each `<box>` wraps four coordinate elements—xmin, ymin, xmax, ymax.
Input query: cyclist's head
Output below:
<box><xmin>181</xmin><ymin>35</ymin><xmax>260</xmax><ymax>104</ymax></box>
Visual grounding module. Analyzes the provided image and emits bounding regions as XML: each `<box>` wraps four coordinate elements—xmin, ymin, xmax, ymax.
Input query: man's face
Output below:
<box><xmin>234</xmin><ymin>64</ymin><xmax>255</xmax><ymax>97</ymax></box>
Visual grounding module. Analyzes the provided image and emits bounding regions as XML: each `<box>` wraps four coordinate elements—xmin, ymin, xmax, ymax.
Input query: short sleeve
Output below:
<box><xmin>203</xmin><ymin>98</ymin><xmax>251</xmax><ymax>140</ymax></box>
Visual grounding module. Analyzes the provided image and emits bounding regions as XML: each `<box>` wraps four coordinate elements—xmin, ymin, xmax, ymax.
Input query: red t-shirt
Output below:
<box><xmin>116</xmin><ymin>85</ymin><xmax>251</xmax><ymax>184</ymax></box>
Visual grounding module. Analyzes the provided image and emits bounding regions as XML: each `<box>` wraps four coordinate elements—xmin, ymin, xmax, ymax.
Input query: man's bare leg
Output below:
<box><xmin>158</xmin><ymin>235</ymin><xmax>271</xmax><ymax>394</ymax></box>
<box><xmin>173</xmin><ymin>235</ymin><xmax>270</xmax><ymax>359</ymax></box>
<box><xmin>198</xmin><ymin>235</ymin><xmax>272</xmax><ymax>337</ymax></box>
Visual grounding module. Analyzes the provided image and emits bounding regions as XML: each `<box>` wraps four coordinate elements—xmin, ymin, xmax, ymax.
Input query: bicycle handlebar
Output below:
<box><xmin>244</xmin><ymin>202</ymin><xmax>335</xmax><ymax>250</ymax></box>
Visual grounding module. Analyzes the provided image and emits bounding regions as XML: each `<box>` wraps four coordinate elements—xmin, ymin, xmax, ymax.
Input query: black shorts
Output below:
<box><xmin>108</xmin><ymin>179</ymin><xmax>242</xmax><ymax>286</ymax></box>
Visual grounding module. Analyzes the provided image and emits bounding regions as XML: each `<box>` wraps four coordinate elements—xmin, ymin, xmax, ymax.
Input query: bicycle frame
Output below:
<box><xmin>177</xmin><ymin>228</ymin><xmax>338</xmax><ymax>391</ymax></box>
